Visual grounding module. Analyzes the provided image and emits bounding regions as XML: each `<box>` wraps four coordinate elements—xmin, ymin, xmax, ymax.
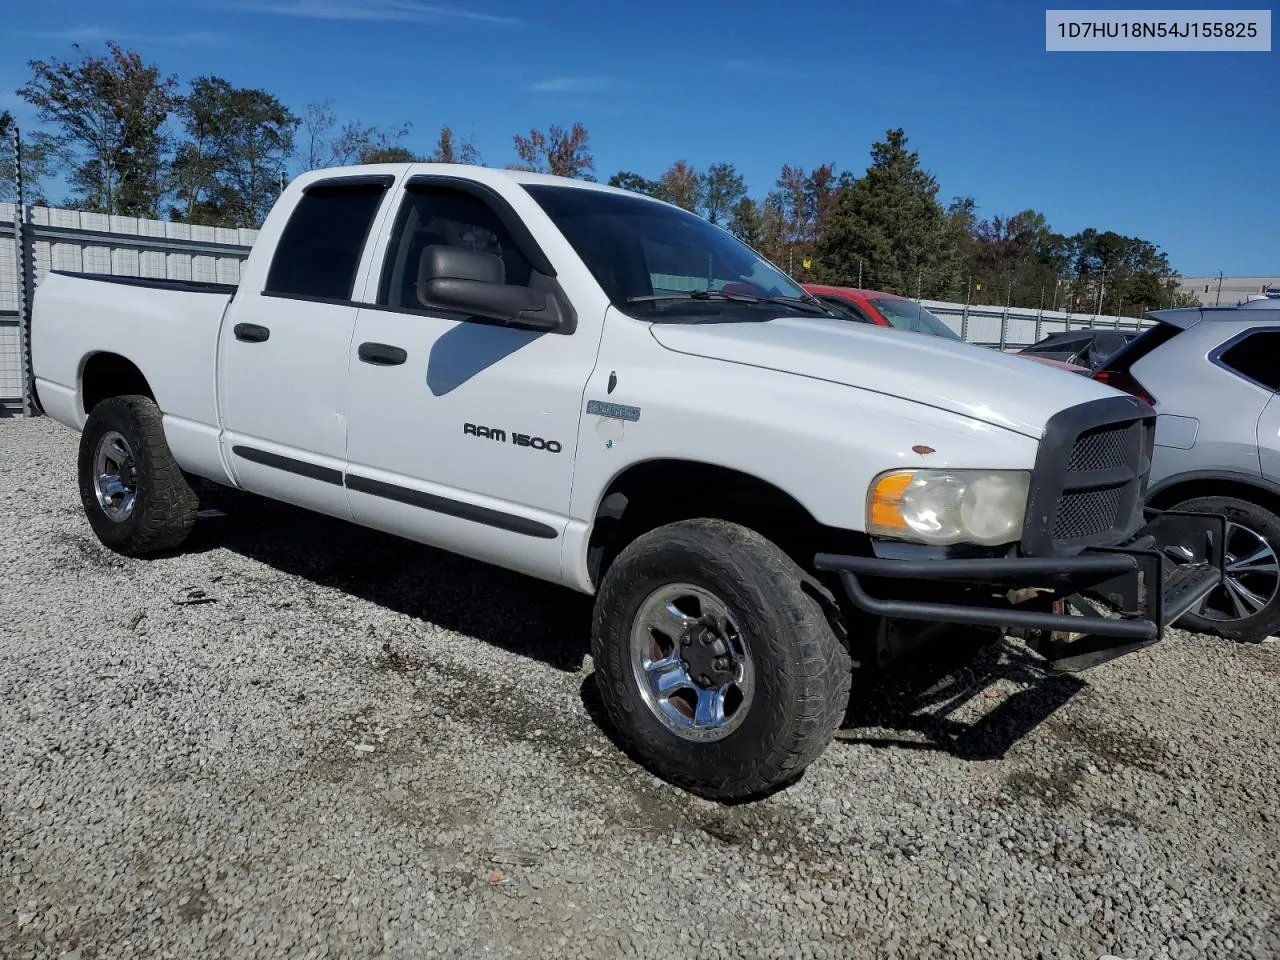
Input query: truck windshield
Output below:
<box><xmin>869</xmin><ymin>298</ymin><xmax>960</xmax><ymax>340</ymax></box>
<box><xmin>523</xmin><ymin>184</ymin><xmax>816</xmax><ymax>322</ymax></box>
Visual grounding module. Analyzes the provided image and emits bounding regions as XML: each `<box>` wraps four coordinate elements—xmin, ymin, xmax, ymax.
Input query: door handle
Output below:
<box><xmin>233</xmin><ymin>323</ymin><xmax>270</xmax><ymax>343</ymax></box>
<box><xmin>358</xmin><ymin>342</ymin><xmax>408</xmax><ymax>366</ymax></box>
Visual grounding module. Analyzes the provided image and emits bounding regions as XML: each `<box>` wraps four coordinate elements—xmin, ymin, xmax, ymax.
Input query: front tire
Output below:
<box><xmin>77</xmin><ymin>395</ymin><xmax>199</xmax><ymax>556</ymax></box>
<box><xmin>591</xmin><ymin>518</ymin><xmax>851</xmax><ymax>800</ymax></box>
<box><xmin>1167</xmin><ymin>495</ymin><xmax>1280</xmax><ymax>643</ymax></box>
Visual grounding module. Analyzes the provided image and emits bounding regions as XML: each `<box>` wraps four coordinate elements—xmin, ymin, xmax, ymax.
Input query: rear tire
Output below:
<box><xmin>77</xmin><ymin>395</ymin><xmax>199</xmax><ymax>556</ymax></box>
<box><xmin>1168</xmin><ymin>495</ymin><xmax>1280</xmax><ymax>643</ymax></box>
<box><xmin>591</xmin><ymin>518</ymin><xmax>851</xmax><ymax>800</ymax></box>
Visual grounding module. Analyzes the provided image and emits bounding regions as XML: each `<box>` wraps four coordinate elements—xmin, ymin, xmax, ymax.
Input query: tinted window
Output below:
<box><xmin>819</xmin><ymin>296</ymin><xmax>875</xmax><ymax>324</ymax></box>
<box><xmin>265</xmin><ymin>182</ymin><xmax>388</xmax><ymax>300</ymax></box>
<box><xmin>1219</xmin><ymin>330</ymin><xmax>1280</xmax><ymax>390</ymax></box>
<box><xmin>524</xmin><ymin>185</ymin><xmax>814</xmax><ymax>322</ymax></box>
<box><xmin>379</xmin><ymin>186</ymin><xmax>533</xmax><ymax>310</ymax></box>
<box><xmin>869</xmin><ymin>298</ymin><xmax>960</xmax><ymax>340</ymax></box>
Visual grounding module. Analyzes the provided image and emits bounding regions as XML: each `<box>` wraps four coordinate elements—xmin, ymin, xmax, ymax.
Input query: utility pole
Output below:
<box><xmin>1096</xmin><ymin>267</ymin><xmax>1106</xmax><ymax>318</ymax></box>
<box><xmin>961</xmin><ymin>275</ymin><xmax>971</xmax><ymax>342</ymax></box>
<box><xmin>916</xmin><ymin>267</ymin><xmax>923</xmax><ymax>303</ymax></box>
<box><xmin>1215</xmin><ymin>270</ymin><xmax>1224</xmax><ymax>306</ymax></box>
<box><xmin>857</xmin><ymin>259</ymin><xmax>863</xmax><ymax>289</ymax></box>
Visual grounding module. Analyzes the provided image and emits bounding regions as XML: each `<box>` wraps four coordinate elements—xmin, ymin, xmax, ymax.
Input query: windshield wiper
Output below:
<box><xmin>754</xmin><ymin>295</ymin><xmax>832</xmax><ymax>316</ymax></box>
<box><xmin>624</xmin><ymin>290</ymin><xmax>831</xmax><ymax>315</ymax></box>
<box><xmin>625</xmin><ymin>290</ymin><xmax>761</xmax><ymax>305</ymax></box>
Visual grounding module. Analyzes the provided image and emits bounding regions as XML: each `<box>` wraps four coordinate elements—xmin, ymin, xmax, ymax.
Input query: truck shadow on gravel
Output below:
<box><xmin>835</xmin><ymin>638</ymin><xmax>1086</xmax><ymax>762</ymax></box>
<box><xmin>191</xmin><ymin>487</ymin><xmax>1084</xmax><ymax>769</ymax></box>
<box><xmin>189</xmin><ymin>487</ymin><xmax>593</xmax><ymax>672</ymax></box>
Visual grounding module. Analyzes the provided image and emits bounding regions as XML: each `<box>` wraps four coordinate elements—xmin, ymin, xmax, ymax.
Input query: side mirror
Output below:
<box><xmin>417</xmin><ymin>245</ymin><xmax>554</xmax><ymax>329</ymax></box>
<box><xmin>423</xmin><ymin>277</ymin><xmax>552</xmax><ymax>329</ymax></box>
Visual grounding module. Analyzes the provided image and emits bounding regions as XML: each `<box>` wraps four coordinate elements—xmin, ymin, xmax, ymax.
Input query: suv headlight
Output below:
<box><xmin>867</xmin><ymin>469</ymin><xmax>1031</xmax><ymax>546</ymax></box>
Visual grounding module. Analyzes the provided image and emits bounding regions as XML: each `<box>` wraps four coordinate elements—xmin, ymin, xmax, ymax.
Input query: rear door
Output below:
<box><xmin>1214</xmin><ymin>327</ymin><xmax>1280</xmax><ymax>478</ymax></box>
<box><xmin>217</xmin><ymin>175</ymin><xmax>395</xmax><ymax>518</ymax></box>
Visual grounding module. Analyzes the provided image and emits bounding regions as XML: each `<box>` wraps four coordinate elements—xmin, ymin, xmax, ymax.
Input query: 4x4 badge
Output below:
<box><xmin>587</xmin><ymin>400</ymin><xmax>640</xmax><ymax>422</ymax></box>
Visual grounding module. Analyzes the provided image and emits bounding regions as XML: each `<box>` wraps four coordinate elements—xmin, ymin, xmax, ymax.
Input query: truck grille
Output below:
<box><xmin>1067</xmin><ymin>426</ymin><xmax>1129</xmax><ymax>472</ymax></box>
<box><xmin>1053</xmin><ymin>487</ymin><xmax>1124</xmax><ymax>541</ymax></box>
<box><xmin>1021</xmin><ymin>397</ymin><xmax>1155</xmax><ymax>557</ymax></box>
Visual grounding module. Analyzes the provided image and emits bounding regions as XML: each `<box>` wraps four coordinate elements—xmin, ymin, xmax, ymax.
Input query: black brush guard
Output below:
<box><xmin>815</xmin><ymin>510</ymin><xmax>1225</xmax><ymax>673</ymax></box>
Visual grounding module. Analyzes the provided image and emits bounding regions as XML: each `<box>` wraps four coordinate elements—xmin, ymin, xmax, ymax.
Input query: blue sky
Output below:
<box><xmin>0</xmin><ymin>0</ymin><xmax>1275</xmax><ymax>274</ymax></box>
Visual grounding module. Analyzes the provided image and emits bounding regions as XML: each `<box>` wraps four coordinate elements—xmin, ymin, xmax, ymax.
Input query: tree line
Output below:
<box><xmin>609</xmin><ymin>130</ymin><xmax>1195</xmax><ymax>314</ymax></box>
<box><xmin>0</xmin><ymin>41</ymin><xmax>1194</xmax><ymax>313</ymax></box>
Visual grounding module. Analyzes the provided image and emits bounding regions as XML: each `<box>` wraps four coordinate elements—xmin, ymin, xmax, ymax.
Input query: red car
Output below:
<box><xmin>802</xmin><ymin>284</ymin><xmax>1090</xmax><ymax>375</ymax></box>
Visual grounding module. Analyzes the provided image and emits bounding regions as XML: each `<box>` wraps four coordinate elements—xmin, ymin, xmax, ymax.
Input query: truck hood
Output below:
<box><xmin>649</xmin><ymin>317</ymin><xmax>1121</xmax><ymax>438</ymax></box>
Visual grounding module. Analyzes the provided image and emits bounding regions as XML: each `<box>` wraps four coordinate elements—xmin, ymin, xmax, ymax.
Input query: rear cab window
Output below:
<box><xmin>264</xmin><ymin>177</ymin><xmax>392</xmax><ymax>301</ymax></box>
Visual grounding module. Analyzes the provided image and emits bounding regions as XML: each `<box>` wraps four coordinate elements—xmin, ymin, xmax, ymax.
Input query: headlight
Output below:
<box><xmin>867</xmin><ymin>469</ymin><xmax>1030</xmax><ymax>546</ymax></box>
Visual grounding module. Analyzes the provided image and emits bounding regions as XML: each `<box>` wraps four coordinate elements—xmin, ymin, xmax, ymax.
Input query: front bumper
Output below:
<box><xmin>814</xmin><ymin>510</ymin><xmax>1225</xmax><ymax>673</ymax></box>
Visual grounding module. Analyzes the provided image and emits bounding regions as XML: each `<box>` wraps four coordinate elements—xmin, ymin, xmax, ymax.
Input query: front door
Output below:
<box><xmin>343</xmin><ymin>178</ymin><xmax>599</xmax><ymax>583</ymax></box>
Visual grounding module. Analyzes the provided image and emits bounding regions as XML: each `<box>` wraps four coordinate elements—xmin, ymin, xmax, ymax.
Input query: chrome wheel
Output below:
<box><xmin>1164</xmin><ymin>520</ymin><xmax>1280</xmax><ymax>623</ymax></box>
<box><xmin>629</xmin><ymin>583</ymin><xmax>755</xmax><ymax>742</ymax></box>
<box><xmin>93</xmin><ymin>430</ymin><xmax>137</xmax><ymax>522</ymax></box>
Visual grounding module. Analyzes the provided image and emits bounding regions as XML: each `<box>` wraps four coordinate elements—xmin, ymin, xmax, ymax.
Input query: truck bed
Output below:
<box><xmin>31</xmin><ymin>270</ymin><xmax>235</xmax><ymax>438</ymax></box>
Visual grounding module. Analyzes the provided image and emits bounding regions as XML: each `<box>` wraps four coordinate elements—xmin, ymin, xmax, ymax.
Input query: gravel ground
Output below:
<box><xmin>1</xmin><ymin>415</ymin><xmax>1277</xmax><ymax>960</ymax></box>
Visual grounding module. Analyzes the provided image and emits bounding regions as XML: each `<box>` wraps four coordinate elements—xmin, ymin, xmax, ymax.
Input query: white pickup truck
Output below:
<box><xmin>31</xmin><ymin>163</ymin><xmax>1223</xmax><ymax>799</ymax></box>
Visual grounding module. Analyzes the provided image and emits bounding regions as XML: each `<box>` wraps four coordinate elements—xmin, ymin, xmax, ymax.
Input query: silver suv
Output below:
<box><xmin>1094</xmin><ymin>296</ymin><xmax>1280</xmax><ymax>642</ymax></box>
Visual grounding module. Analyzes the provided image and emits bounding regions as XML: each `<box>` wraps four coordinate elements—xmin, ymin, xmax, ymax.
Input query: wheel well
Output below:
<box><xmin>1149</xmin><ymin>476</ymin><xmax>1280</xmax><ymax>517</ymax></box>
<box><xmin>586</xmin><ymin>459</ymin><xmax>866</xmax><ymax>586</ymax></box>
<box><xmin>81</xmin><ymin>353</ymin><xmax>155</xmax><ymax>416</ymax></box>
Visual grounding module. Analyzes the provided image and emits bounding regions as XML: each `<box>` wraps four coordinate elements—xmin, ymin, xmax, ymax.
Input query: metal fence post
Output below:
<box><xmin>999</xmin><ymin>279</ymin><xmax>1010</xmax><ymax>351</ymax></box>
<box><xmin>11</xmin><ymin>125</ymin><xmax>35</xmax><ymax>417</ymax></box>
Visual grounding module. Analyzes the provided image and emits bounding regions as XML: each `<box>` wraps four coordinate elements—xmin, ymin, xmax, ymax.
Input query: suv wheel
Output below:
<box><xmin>1165</xmin><ymin>495</ymin><xmax>1280</xmax><ymax>643</ymax></box>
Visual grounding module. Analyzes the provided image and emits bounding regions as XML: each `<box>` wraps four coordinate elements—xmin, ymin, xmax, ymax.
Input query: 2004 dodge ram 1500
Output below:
<box><xmin>31</xmin><ymin>163</ymin><xmax>1226</xmax><ymax>799</ymax></box>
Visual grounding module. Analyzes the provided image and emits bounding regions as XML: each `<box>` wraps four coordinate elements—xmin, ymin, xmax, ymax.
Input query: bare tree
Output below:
<box><xmin>301</xmin><ymin>100</ymin><xmax>337</xmax><ymax>169</ymax></box>
<box><xmin>512</xmin><ymin>122</ymin><xmax>593</xmax><ymax>179</ymax></box>
<box><xmin>429</xmin><ymin>125</ymin><xmax>482</xmax><ymax>165</ymax></box>
<box><xmin>300</xmin><ymin>102</ymin><xmax>414</xmax><ymax>167</ymax></box>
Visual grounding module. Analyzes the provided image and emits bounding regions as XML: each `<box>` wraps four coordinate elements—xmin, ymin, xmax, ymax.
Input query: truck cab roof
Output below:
<box><xmin>290</xmin><ymin>161</ymin><xmax>673</xmax><ymax>202</ymax></box>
